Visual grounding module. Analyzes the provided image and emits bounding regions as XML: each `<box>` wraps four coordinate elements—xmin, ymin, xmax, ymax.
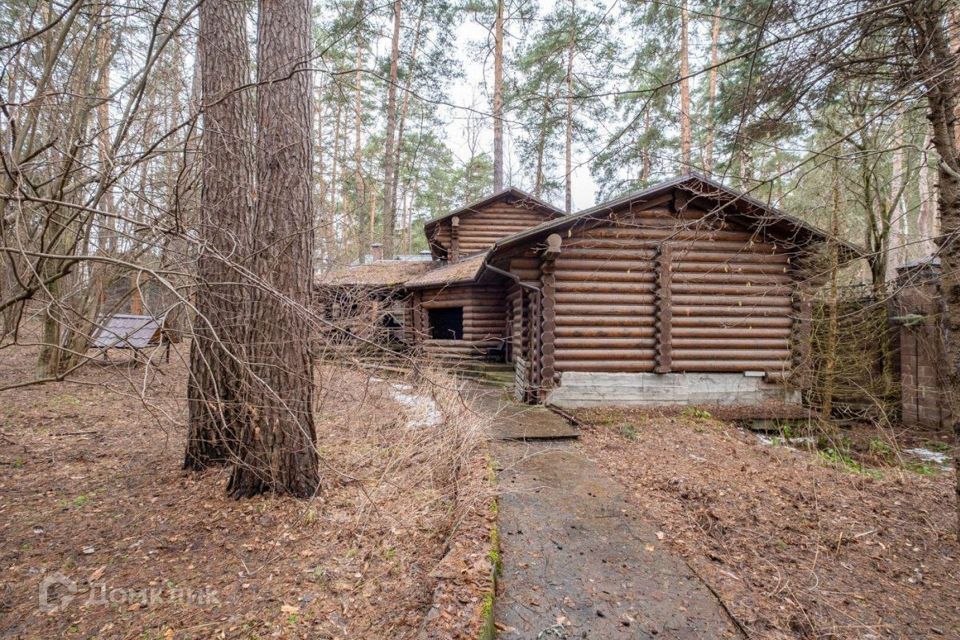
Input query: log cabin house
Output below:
<box><xmin>317</xmin><ymin>175</ymin><xmax>860</xmax><ymax>407</ymax></box>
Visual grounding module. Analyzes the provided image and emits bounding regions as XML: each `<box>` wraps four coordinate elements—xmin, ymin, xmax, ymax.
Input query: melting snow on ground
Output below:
<box><xmin>374</xmin><ymin>378</ymin><xmax>443</xmax><ymax>429</ymax></box>
<box><xmin>904</xmin><ymin>447</ymin><xmax>953</xmax><ymax>471</ymax></box>
<box><xmin>753</xmin><ymin>433</ymin><xmax>816</xmax><ymax>448</ymax></box>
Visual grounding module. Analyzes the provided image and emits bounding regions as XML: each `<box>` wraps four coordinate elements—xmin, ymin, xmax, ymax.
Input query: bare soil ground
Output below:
<box><xmin>0</xmin><ymin>342</ymin><xmax>493</xmax><ymax>639</ymax></box>
<box><xmin>574</xmin><ymin>407</ymin><xmax>959</xmax><ymax>639</ymax></box>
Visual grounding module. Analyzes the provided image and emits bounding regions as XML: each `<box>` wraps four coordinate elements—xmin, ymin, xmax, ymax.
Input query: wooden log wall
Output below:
<box><xmin>547</xmin><ymin>203</ymin><xmax>795</xmax><ymax>375</ymax></box>
<box><xmin>413</xmin><ymin>284</ymin><xmax>507</xmax><ymax>360</ymax></box>
<box><xmin>432</xmin><ymin>202</ymin><xmax>555</xmax><ymax>259</ymax></box>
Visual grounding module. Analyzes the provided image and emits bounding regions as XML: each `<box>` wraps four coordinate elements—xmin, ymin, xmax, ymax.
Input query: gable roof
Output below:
<box><xmin>404</xmin><ymin>252</ymin><xmax>487</xmax><ymax>289</ymax></box>
<box><xmin>422</xmin><ymin>186</ymin><xmax>565</xmax><ymax>234</ymax></box>
<box><xmin>489</xmin><ymin>174</ymin><xmax>863</xmax><ymax>259</ymax></box>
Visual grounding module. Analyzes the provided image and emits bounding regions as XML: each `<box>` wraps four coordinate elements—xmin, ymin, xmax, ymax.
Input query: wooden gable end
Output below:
<box><xmin>529</xmin><ymin>192</ymin><xmax>799</xmax><ymax>377</ymax></box>
<box><xmin>429</xmin><ymin>196</ymin><xmax>558</xmax><ymax>260</ymax></box>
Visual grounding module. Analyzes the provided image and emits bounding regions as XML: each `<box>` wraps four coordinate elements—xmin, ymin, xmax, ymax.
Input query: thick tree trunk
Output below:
<box><xmin>228</xmin><ymin>0</ymin><xmax>319</xmax><ymax>498</ymax></box>
<box><xmin>184</xmin><ymin>0</ymin><xmax>255</xmax><ymax>470</ymax></box>
<box><xmin>493</xmin><ymin>0</ymin><xmax>504</xmax><ymax>192</ymax></box>
<box><xmin>381</xmin><ymin>0</ymin><xmax>401</xmax><ymax>258</ymax></box>
<box><xmin>909</xmin><ymin>0</ymin><xmax>960</xmax><ymax>536</ymax></box>
<box><xmin>679</xmin><ymin>0</ymin><xmax>691</xmax><ymax>170</ymax></box>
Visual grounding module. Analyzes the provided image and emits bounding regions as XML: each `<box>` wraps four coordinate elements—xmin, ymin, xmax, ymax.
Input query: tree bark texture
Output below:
<box><xmin>184</xmin><ymin>0</ymin><xmax>256</xmax><ymax>470</ymax></box>
<box><xmin>228</xmin><ymin>0</ymin><xmax>319</xmax><ymax>498</ymax></box>
<box><xmin>907</xmin><ymin>0</ymin><xmax>960</xmax><ymax>536</ymax></box>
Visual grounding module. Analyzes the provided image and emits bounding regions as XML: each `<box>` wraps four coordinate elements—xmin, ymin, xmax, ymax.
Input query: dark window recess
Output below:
<box><xmin>429</xmin><ymin>307</ymin><xmax>464</xmax><ymax>340</ymax></box>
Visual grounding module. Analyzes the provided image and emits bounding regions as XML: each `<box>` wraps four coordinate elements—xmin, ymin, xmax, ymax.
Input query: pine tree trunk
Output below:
<box><xmin>390</xmin><ymin>1</ymin><xmax>425</xmax><ymax>249</ymax></box>
<box><xmin>353</xmin><ymin>0</ymin><xmax>365</xmax><ymax>256</ymax></box>
<box><xmin>918</xmin><ymin>131</ymin><xmax>936</xmax><ymax>256</ymax></box>
<box><xmin>704</xmin><ymin>4</ymin><xmax>720</xmax><ymax>175</ymax></box>
<box><xmin>493</xmin><ymin>0</ymin><xmax>504</xmax><ymax>191</ymax></box>
<box><xmin>184</xmin><ymin>0</ymin><xmax>255</xmax><ymax>470</ymax></box>
<box><xmin>533</xmin><ymin>95</ymin><xmax>550</xmax><ymax>197</ymax></box>
<box><xmin>564</xmin><ymin>0</ymin><xmax>574</xmax><ymax>214</ymax></box>
<box><xmin>909</xmin><ymin>0</ymin><xmax>960</xmax><ymax>537</ymax></box>
<box><xmin>228</xmin><ymin>0</ymin><xmax>319</xmax><ymax>498</ymax></box>
<box><xmin>380</xmin><ymin>0</ymin><xmax>401</xmax><ymax>258</ymax></box>
<box><xmin>678</xmin><ymin>0</ymin><xmax>691</xmax><ymax>170</ymax></box>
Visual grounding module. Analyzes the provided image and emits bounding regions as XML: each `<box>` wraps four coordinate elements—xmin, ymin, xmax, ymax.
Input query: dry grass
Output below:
<box><xmin>0</xmin><ymin>341</ymin><xmax>494</xmax><ymax>639</ymax></box>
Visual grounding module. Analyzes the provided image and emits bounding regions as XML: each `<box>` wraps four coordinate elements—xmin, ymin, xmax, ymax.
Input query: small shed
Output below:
<box><xmin>92</xmin><ymin>314</ymin><xmax>171</xmax><ymax>352</ymax></box>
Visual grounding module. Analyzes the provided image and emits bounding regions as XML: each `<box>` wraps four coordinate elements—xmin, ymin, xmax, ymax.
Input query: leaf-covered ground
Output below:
<box><xmin>0</xmin><ymin>342</ymin><xmax>493</xmax><ymax>639</ymax></box>
<box><xmin>575</xmin><ymin>407</ymin><xmax>959</xmax><ymax>639</ymax></box>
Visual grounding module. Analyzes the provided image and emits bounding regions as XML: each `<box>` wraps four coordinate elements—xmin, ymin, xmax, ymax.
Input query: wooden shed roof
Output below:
<box><xmin>403</xmin><ymin>252</ymin><xmax>487</xmax><ymax>289</ymax></box>
<box><xmin>317</xmin><ymin>260</ymin><xmax>433</xmax><ymax>288</ymax></box>
<box><xmin>489</xmin><ymin>174</ymin><xmax>864</xmax><ymax>259</ymax></box>
<box><xmin>92</xmin><ymin>314</ymin><xmax>164</xmax><ymax>349</ymax></box>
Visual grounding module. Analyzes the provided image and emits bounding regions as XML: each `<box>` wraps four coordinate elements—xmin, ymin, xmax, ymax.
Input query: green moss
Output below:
<box><xmin>818</xmin><ymin>448</ymin><xmax>882</xmax><ymax>479</ymax></box>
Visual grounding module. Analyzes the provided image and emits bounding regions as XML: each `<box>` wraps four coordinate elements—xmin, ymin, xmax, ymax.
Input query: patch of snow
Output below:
<box><xmin>383</xmin><ymin>382</ymin><xmax>443</xmax><ymax>429</ymax></box>
<box><xmin>904</xmin><ymin>447</ymin><xmax>952</xmax><ymax>470</ymax></box>
<box><xmin>754</xmin><ymin>433</ymin><xmax>816</xmax><ymax>448</ymax></box>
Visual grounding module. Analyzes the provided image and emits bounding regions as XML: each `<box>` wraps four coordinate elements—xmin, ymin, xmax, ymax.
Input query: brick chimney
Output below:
<box><xmin>370</xmin><ymin>242</ymin><xmax>383</xmax><ymax>262</ymax></box>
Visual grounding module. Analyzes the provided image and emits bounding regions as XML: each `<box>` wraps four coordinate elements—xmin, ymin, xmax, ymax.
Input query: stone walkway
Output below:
<box><xmin>466</xmin><ymin>384</ymin><xmax>743</xmax><ymax>639</ymax></box>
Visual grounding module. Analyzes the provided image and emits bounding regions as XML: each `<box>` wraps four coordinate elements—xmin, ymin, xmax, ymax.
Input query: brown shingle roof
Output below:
<box><xmin>403</xmin><ymin>253</ymin><xmax>486</xmax><ymax>288</ymax></box>
<box><xmin>317</xmin><ymin>260</ymin><xmax>432</xmax><ymax>288</ymax></box>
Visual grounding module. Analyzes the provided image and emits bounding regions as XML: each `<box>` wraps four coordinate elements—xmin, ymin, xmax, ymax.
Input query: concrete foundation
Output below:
<box><xmin>545</xmin><ymin>371</ymin><xmax>800</xmax><ymax>409</ymax></box>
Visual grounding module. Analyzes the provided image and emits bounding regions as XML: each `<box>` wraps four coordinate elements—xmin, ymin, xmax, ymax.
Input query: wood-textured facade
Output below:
<box><xmin>319</xmin><ymin>177</ymin><xmax>859</xmax><ymax>407</ymax></box>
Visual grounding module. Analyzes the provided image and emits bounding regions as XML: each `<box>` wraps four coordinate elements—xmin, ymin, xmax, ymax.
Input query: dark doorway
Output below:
<box><xmin>429</xmin><ymin>307</ymin><xmax>463</xmax><ymax>340</ymax></box>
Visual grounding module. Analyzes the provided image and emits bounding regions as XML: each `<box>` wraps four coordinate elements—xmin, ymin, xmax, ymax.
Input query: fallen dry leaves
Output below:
<box><xmin>576</xmin><ymin>407</ymin><xmax>960</xmax><ymax>639</ymax></box>
<box><xmin>0</xmin><ymin>341</ymin><xmax>493</xmax><ymax>639</ymax></box>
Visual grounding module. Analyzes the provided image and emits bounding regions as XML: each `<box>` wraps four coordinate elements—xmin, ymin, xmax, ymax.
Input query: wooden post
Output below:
<box><xmin>450</xmin><ymin>215</ymin><xmax>460</xmax><ymax>263</ymax></box>
<box><xmin>412</xmin><ymin>290</ymin><xmax>424</xmax><ymax>342</ymax></box>
<box><xmin>654</xmin><ymin>243</ymin><xmax>673</xmax><ymax>373</ymax></box>
<box><xmin>540</xmin><ymin>233</ymin><xmax>561</xmax><ymax>391</ymax></box>
<box><xmin>130</xmin><ymin>273</ymin><xmax>143</xmax><ymax>315</ymax></box>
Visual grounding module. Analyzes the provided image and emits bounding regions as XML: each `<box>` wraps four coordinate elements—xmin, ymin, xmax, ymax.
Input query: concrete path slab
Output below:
<box><xmin>466</xmin><ymin>384</ymin><xmax>579</xmax><ymax>440</ymax></box>
<box><xmin>470</xmin><ymin>385</ymin><xmax>743</xmax><ymax>639</ymax></box>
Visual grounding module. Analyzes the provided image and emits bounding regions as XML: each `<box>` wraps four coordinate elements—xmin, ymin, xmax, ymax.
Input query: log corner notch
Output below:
<box><xmin>450</xmin><ymin>215</ymin><xmax>460</xmax><ymax>263</ymax></box>
<box><xmin>540</xmin><ymin>233</ymin><xmax>562</xmax><ymax>390</ymax></box>
<box><xmin>654</xmin><ymin>243</ymin><xmax>673</xmax><ymax>373</ymax></box>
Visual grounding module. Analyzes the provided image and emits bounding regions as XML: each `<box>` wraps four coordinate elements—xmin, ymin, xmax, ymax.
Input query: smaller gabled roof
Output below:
<box><xmin>404</xmin><ymin>252</ymin><xmax>487</xmax><ymax>289</ymax></box>
<box><xmin>422</xmin><ymin>186</ymin><xmax>565</xmax><ymax>233</ymax></box>
<box><xmin>93</xmin><ymin>314</ymin><xmax>164</xmax><ymax>349</ymax></box>
<box><xmin>317</xmin><ymin>260</ymin><xmax>432</xmax><ymax>288</ymax></box>
<box><xmin>490</xmin><ymin>174</ymin><xmax>864</xmax><ymax>259</ymax></box>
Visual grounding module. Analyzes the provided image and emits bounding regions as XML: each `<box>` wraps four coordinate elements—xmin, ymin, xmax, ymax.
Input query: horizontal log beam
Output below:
<box><xmin>555</xmin><ymin>348</ymin><xmax>656</xmax><ymax>360</ymax></box>
<box><xmin>556</xmin><ymin>361</ymin><xmax>656</xmax><ymax>372</ymax></box>
<box><xmin>672</xmin><ymin>338</ymin><xmax>790</xmax><ymax>349</ymax></box>
<box><xmin>671</xmin><ymin>360</ymin><xmax>788</xmax><ymax>372</ymax></box>
<box><xmin>555</xmin><ymin>326</ymin><xmax>656</xmax><ymax>338</ymax></box>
